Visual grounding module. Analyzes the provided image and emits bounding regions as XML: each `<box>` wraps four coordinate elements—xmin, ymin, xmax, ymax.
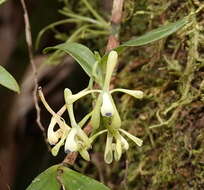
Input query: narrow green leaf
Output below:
<box><xmin>26</xmin><ymin>165</ymin><xmax>110</xmax><ymax>190</ymax></box>
<box><xmin>0</xmin><ymin>65</ymin><xmax>20</xmax><ymax>93</ymax></box>
<box><xmin>44</xmin><ymin>42</ymin><xmax>97</xmax><ymax>78</ymax></box>
<box><xmin>100</xmin><ymin>17</ymin><xmax>189</xmax><ymax>67</ymax></box>
<box><xmin>0</xmin><ymin>0</ymin><xmax>6</xmax><ymax>5</ymax></box>
<box><xmin>120</xmin><ymin>17</ymin><xmax>188</xmax><ymax>47</ymax></box>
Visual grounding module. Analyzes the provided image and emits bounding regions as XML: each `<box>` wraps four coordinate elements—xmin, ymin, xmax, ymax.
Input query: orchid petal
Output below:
<box><xmin>111</xmin><ymin>89</ymin><xmax>144</xmax><ymax>99</ymax></box>
<box><xmin>79</xmin><ymin>149</ymin><xmax>90</xmax><ymax>161</ymax></box>
<box><xmin>64</xmin><ymin>88</ymin><xmax>101</xmax><ymax>104</ymax></box>
<box><xmin>89</xmin><ymin>129</ymin><xmax>108</xmax><ymax>143</ymax></box>
<box><xmin>119</xmin><ymin>129</ymin><xmax>143</xmax><ymax>147</ymax></box>
<box><xmin>64</xmin><ymin>127</ymin><xmax>78</xmax><ymax>152</ymax></box>
<box><xmin>114</xmin><ymin>139</ymin><xmax>122</xmax><ymax>161</ymax></box>
<box><xmin>90</xmin><ymin>94</ymin><xmax>102</xmax><ymax>129</ymax></box>
<box><xmin>51</xmin><ymin>128</ymin><xmax>69</xmax><ymax>156</ymax></box>
<box><xmin>120</xmin><ymin>135</ymin><xmax>129</xmax><ymax>150</ymax></box>
<box><xmin>103</xmin><ymin>51</ymin><xmax>118</xmax><ymax>90</ymax></box>
<box><xmin>104</xmin><ymin>132</ymin><xmax>113</xmax><ymax>164</ymax></box>
<box><xmin>78</xmin><ymin>111</ymin><xmax>93</xmax><ymax>128</ymax></box>
<box><xmin>109</xmin><ymin>95</ymin><xmax>121</xmax><ymax>129</ymax></box>
<box><xmin>76</xmin><ymin>126</ymin><xmax>91</xmax><ymax>148</ymax></box>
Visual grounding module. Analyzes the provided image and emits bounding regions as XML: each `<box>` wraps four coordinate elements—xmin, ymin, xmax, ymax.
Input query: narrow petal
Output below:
<box><xmin>114</xmin><ymin>139</ymin><xmax>122</xmax><ymax>161</ymax></box>
<box><xmin>47</xmin><ymin>118</ymin><xmax>60</xmax><ymax>145</ymax></box>
<box><xmin>111</xmin><ymin>89</ymin><xmax>144</xmax><ymax>99</ymax></box>
<box><xmin>39</xmin><ymin>89</ymin><xmax>69</xmax><ymax>131</ymax></box>
<box><xmin>79</xmin><ymin>149</ymin><xmax>90</xmax><ymax>161</ymax></box>
<box><xmin>104</xmin><ymin>132</ymin><xmax>113</xmax><ymax>164</ymax></box>
<box><xmin>51</xmin><ymin>128</ymin><xmax>69</xmax><ymax>156</ymax></box>
<box><xmin>109</xmin><ymin>95</ymin><xmax>121</xmax><ymax>129</ymax></box>
<box><xmin>89</xmin><ymin>129</ymin><xmax>108</xmax><ymax>143</ymax></box>
<box><xmin>119</xmin><ymin>129</ymin><xmax>143</xmax><ymax>147</ymax></box>
<box><xmin>78</xmin><ymin>111</ymin><xmax>93</xmax><ymax>128</ymax></box>
<box><xmin>64</xmin><ymin>89</ymin><xmax>78</xmax><ymax>127</ymax></box>
<box><xmin>64</xmin><ymin>88</ymin><xmax>101</xmax><ymax>104</ymax></box>
<box><xmin>120</xmin><ymin>135</ymin><xmax>129</xmax><ymax>150</ymax></box>
<box><xmin>103</xmin><ymin>51</ymin><xmax>118</xmax><ymax>91</ymax></box>
<box><xmin>47</xmin><ymin>105</ymin><xmax>67</xmax><ymax>145</ymax></box>
<box><xmin>90</xmin><ymin>94</ymin><xmax>102</xmax><ymax>129</ymax></box>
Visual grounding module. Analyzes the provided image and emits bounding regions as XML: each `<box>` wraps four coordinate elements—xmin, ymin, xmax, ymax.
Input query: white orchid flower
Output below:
<box><xmin>63</xmin><ymin>89</ymin><xmax>92</xmax><ymax>161</ymax></box>
<box><xmin>89</xmin><ymin>128</ymin><xmax>143</xmax><ymax>164</ymax></box>
<box><xmin>38</xmin><ymin>89</ymin><xmax>71</xmax><ymax>156</ymax></box>
<box><xmin>63</xmin><ymin>51</ymin><xmax>144</xmax><ymax>130</ymax></box>
<box><xmin>39</xmin><ymin>88</ymin><xmax>92</xmax><ymax>160</ymax></box>
<box><xmin>39</xmin><ymin>50</ymin><xmax>144</xmax><ymax>162</ymax></box>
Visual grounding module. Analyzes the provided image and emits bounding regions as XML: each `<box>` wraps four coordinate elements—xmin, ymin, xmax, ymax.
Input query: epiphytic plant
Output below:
<box><xmin>27</xmin><ymin>7</ymin><xmax>191</xmax><ymax>190</ymax></box>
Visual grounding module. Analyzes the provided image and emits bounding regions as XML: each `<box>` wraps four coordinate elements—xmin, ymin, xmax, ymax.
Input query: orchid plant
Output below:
<box><xmin>26</xmin><ymin>7</ymin><xmax>190</xmax><ymax>188</ymax></box>
<box><xmin>39</xmin><ymin>50</ymin><xmax>144</xmax><ymax>163</ymax></box>
<box><xmin>38</xmin><ymin>16</ymin><xmax>189</xmax><ymax>163</ymax></box>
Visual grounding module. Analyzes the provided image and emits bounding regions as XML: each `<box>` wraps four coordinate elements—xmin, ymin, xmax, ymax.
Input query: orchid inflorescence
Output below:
<box><xmin>39</xmin><ymin>50</ymin><xmax>144</xmax><ymax>164</ymax></box>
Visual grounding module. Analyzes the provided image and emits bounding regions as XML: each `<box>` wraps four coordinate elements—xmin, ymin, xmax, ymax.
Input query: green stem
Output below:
<box><xmin>67</xmin><ymin>25</ymin><xmax>90</xmax><ymax>42</ymax></box>
<box><xmin>81</xmin><ymin>0</ymin><xmax>107</xmax><ymax>24</ymax></box>
<box><xmin>59</xmin><ymin>10</ymin><xmax>109</xmax><ymax>28</ymax></box>
<box><xmin>35</xmin><ymin>19</ymin><xmax>79</xmax><ymax>49</ymax></box>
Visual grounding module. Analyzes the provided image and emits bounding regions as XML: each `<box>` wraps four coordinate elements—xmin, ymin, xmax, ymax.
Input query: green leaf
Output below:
<box><xmin>60</xmin><ymin>165</ymin><xmax>110</xmax><ymax>190</ymax></box>
<box><xmin>26</xmin><ymin>165</ymin><xmax>60</xmax><ymax>190</ymax></box>
<box><xmin>120</xmin><ymin>17</ymin><xmax>188</xmax><ymax>47</ymax></box>
<box><xmin>0</xmin><ymin>0</ymin><xmax>6</xmax><ymax>5</ymax></box>
<box><xmin>26</xmin><ymin>165</ymin><xmax>110</xmax><ymax>190</ymax></box>
<box><xmin>100</xmin><ymin>17</ymin><xmax>189</xmax><ymax>66</ymax></box>
<box><xmin>44</xmin><ymin>42</ymin><xmax>100</xmax><ymax>80</ymax></box>
<box><xmin>0</xmin><ymin>65</ymin><xmax>20</xmax><ymax>93</ymax></box>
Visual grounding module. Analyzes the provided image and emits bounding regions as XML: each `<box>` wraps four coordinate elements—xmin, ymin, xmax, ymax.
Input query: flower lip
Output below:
<box><xmin>101</xmin><ymin>92</ymin><xmax>114</xmax><ymax>117</ymax></box>
<box><xmin>64</xmin><ymin>127</ymin><xmax>78</xmax><ymax>152</ymax></box>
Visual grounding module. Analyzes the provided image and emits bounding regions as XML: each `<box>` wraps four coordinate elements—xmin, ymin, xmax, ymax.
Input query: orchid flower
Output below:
<box><xmin>63</xmin><ymin>88</ymin><xmax>92</xmax><ymax>161</ymax></box>
<box><xmin>63</xmin><ymin>50</ymin><xmax>144</xmax><ymax>130</ymax></box>
<box><xmin>89</xmin><ymin>128</ymin><xmax>143</xmax><ymax>163</ymax></box>
<box><xmin>39</xmin><ymin>50</ymin><xmax>144</xmax><ymax>163</ymax></box>
<box><xmin>38</xmin><ymin>89</ymin><xmax>71</xmax><ymax>156</ymax></box>
<box><xmin>62</xmin><ymin>50</ymin><xmax>144</xmax><ymax>163</ymax></box>
<box><xmin>39</xmin><ymin>88</ymin><xmax>91</xmax><ymax>161</ymax></box>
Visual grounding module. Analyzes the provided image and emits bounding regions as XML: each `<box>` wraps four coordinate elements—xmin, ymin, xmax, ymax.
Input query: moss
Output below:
<box><xmin>91</xmin><ymin>0</ymin><xmax>204</xmax><ymax>189</ymax></box>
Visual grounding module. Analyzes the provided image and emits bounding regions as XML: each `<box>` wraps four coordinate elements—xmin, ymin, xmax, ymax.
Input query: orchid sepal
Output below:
<box><xmin>111</xmin><ymin>88</ymin><xmax>144</xmax><ymax>99</ymax></box>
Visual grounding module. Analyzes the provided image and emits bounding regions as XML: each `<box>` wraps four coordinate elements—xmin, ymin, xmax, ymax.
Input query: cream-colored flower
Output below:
<box><xmin>39</xmin><ymin>50</ymin><xmax>144</xmax><ymax>163</ymax></box>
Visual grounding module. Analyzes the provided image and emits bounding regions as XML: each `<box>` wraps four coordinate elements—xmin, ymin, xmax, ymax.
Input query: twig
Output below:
<box><xmin>20</xmin><ymin>0</ymin><xmax>48</xmax><ymax>145</ymax></box>
<box><xmin>106</xmin><ymin>0</ymin><xmax>124</xmax><ymax>51</ymax></box>
<box><xmin>63</xmin><ymin>0</ymin><xmax>124</xmax><ymax>165</ymax></box>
